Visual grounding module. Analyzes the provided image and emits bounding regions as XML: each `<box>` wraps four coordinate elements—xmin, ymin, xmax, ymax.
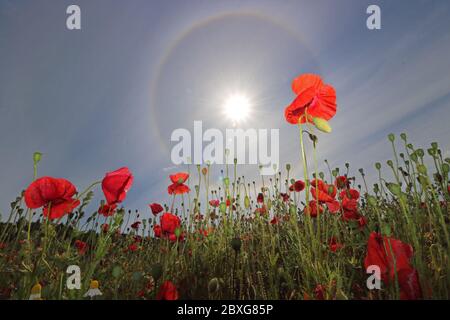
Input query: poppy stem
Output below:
<box><xmin>298</xmin><ymin>118</ymin><xmax>310</xmax><ymax>204</ymax></box>
<box><xmin>76</xmin><ymin>180</ymin><xmax>102</xmax><ymax>200</ymax></box>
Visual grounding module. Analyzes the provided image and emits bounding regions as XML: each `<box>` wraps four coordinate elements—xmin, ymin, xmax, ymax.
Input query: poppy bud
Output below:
<box><xmin>417</xmin><ymin>164</ymin><xmax>427</xmax><ymax>175</ymax></box>
<box><xmin>33</xmin><ymin>152</ymin><xmax>42</xmax><ymax>164</ymax></box>
<box><xmin>375</xmin><ymin>162</ymin><xmax>381</xmax><ymax>170</ymax></box>
<box><xmin>431</xmin><ymin>142</ymin><xmax>438</xmax><ymax>150</ymax></box>
<box><xmin>367</xmin><ymin>195</ymin><xmax>377</xmax><ymax>206</ymax></box>
<box><xmin>387</xmin><ymin>160</ymin><xmax>393</xmax><ymax>168</ymax></box>
<box><xmin>219</xmin><ymin>202</ymin><xmax>227</xmax><ymax>214</ymax></box>
<box><xmin>244</xmin><ymin>196</ymin><xmax>250</xmax><ymax>209</ymax></box>
<box><xmin>230</xmin><ymin>237</ymin><xmax>241</xmax><ymax>252</ymax></box>
<box><xmin>289</xmin><ymin>205</ymin><xmax>296</xmax><ymax>215</ymax></box>
<box><xmin>286</xmin><ymin>164</ymin><xmax>291</xmax><ymax>171</ymax></box>
<box><xmin>112</xmin><ymin>265</ymin><xmax>122</xmax><ymax>278</ymax></box>
<box><xmin>427</xmin><ymin>148</ymin><xmax>436</xmax><ymax>157</ymax></box>
<box><xmin>312</xmin><ymin>117</ymin><xmax>332</xmax><ymax>133</ymax></box>
<box><xmin>416</xmin><ymin>149</ymin><xmax>424</xmax><ymax>158</ymax></box>
<box><xmin>208</xmin><ymin>278</ymin><xmax>220</xmax><ymax>293</ymax></box>
<box><xmin>223</xmin><ymin>177</ymin><xmax>229</xmax><ymax>187</ymax></box>
<box><xmin>442</xmin><ymin>163</ymin><xmax>449</xmax><ymax>174</ymax></box>
<box><xmin>386</xmin><ymin>183</ymin><xmax>401</xmax><ymax>196</ymax></box>
<box><xmin>151</xmin><ymin>263</ymin><xmax>163</xmax><ymax>281</ymax></box>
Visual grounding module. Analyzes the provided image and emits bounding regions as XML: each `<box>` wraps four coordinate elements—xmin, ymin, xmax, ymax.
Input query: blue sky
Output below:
<box><xmin>1</xmin><ymin>0</ymin><xmax>450</xmax><ymax>219</ymax></box>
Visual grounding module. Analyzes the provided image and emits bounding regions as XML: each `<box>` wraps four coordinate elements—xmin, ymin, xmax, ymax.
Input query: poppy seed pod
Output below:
<box><xmin>400</xmin><ymin>133</ymin><xmax>407</xmax><ymax>141</ymax></box>
<box><xmin>388</xmin><ymin>133</ymin><xmax>395</xmax><ymax>142</ymax></box>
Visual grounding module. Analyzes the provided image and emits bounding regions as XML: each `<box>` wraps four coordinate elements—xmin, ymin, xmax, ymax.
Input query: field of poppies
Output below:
<box><xmin>0</xmin><ymin>74</ymin><xmax>449</xmax><ymax>300</ymax></box>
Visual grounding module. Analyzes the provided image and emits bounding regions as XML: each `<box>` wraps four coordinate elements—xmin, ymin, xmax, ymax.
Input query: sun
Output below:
<box><xmin>223</xmin><ymin>93</ymin><xmax>251</xmax><ymax>125</ymax></box>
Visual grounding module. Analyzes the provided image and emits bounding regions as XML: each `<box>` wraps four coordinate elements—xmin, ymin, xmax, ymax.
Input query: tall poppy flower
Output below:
<box><xmin>335</xmin><ymin>176</ymin><xmax>350</xmax><ymax>189</ymax></box>
<box><xmin>304</xmin><ymin>200</ymin><xmax>324</xmax><ymax>217</ymax></box>
<box><xmin>284</xmin><ymin>74</ymin><xmax>337</xmax><ymax>125</ymax></box>
<box><xmin>98</xmin><ymin>203</ymin><xmax>117</xmax><ymax>217</ymax></box>
<box><xmin>289</xmin><ymin>180</ymin><xmax>305</xmax><ymax>192</ymax></box>
<box><xmin>149</xmin><ymin>203</ymin><xmax>164</xmax><ymax>216</ymax></box>
<box><xmin>101</xmin><ymin>167</ymin><xmax>133</xmax><ymax>205</ymax></box>
<box><xmin>74</xmin><ymin>240</ymin><xmax>88</xmax><ymax>255</ymax></box>
<box><xmin>130</xmin><ymin>221</ymin><xmax>141</xmax><ymax>230</ymax></box>
<box><xmin>209</xmin><ymin>199</ymin><xmax>220</xmax><ymax>207</ymax></box>
<box><xmin>160</xmin><ymin>213</ymin><xmax>181</xmax><ymax>235</ymax></box>
<box><xmin>24</xmin><ymin>177</ymin><xmax>80</xmax><ymax>220</ymax></box>
<box><xmin>257</xmin><ymin>193</ymin><xmax>264</xmax><ymax>203</ymax></box>
<box><xmin>156</xmin><ymin>281</ymin><xmax>179</xmax><ymax>300</ymax></box>
<box><xmin>153</xmin><ymin>224</ymin><xmax>162</xmax><ymax>238</ymax></box>
<box><xmin>364</xmin><ymin>232</ymin><xmax>422</xmax><ymax>299</ymax></box>
<box><xmin>329</xmin><ymin>237</ymin><xmax>343</xmax><ymax>252</ymax></box>
<box><xmin>168</xmin><ymin>172</ymin><xmax>190</xmax><ymax>195</ymax></box>
<box><xmin>310</xmin><ymin>179</ymin><xmax>340</xmax><ymax>213</ymax></box>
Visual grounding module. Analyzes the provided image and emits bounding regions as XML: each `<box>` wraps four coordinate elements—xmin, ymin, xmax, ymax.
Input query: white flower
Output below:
<box><xmin>84</xmin><ymin>280</ymin><xmax>103</xmax><ymax>299</ymax></box>
<box><xmin>29</xmin><ymin>283</ymin><xmax>42</xmax><ymax>300</ymax></box>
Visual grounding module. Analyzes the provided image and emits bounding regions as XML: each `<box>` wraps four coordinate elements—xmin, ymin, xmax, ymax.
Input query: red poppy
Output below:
<box><xmin>339</xmin><ymin>189</ymin><xmax>360</xmax><ymax>200</ymax></box>
<box><xmin>24</xmin><ymin>177</ymin><xmax>80</xmax><ymax>220</ymax></box>
<box><xmin>257</xmin><ymin>193</ymin><xmax>264</xmax><ymax>203</ymax></box>
<box><xmin>304</xmin><ymin>200</ymin><xmax>324</xmax><ymax>217</ymax></box>
<box><xmin>357</xmin><ymin>216</ymin><xmax>367</xmax><ymax>229</ymax></box>
<box><xmin>168</xmin><ymin>172</ymin><xmax>190</xmax><ymax>195</ymax></box>
<box><xmin>130</xmin><ymin>221</ymin><xmax>141</xmax><ymax>230</ymax></box>
<box><xmin>157</xmin><ymin>281</ymin><xmax>179</xmax><ymax>300</ymax></box>
<box><xmin>398</xmin><ymin>268</ymin><xmax>422</xmax><ymax>300</ymax></box>
<box><xmin>160</xmin><ymin>213</ymin><xmax>181</xmax><ymax>235</ymax></box>
<box><xmin>209</xmin><ymin>199</ymin><xmax>220</xmax><ymax>207</ymax></box>
<box><xmin>270</xmin><ymin>216</ymin><xmax>279</xmax><ymax>225</ymax></box>
<box><xmin>98</xmin><ymin>203</ymin><xmax>117</xmax><ymax>217</ymax></box>
<box><xmin>285</xmin><ymin>74</ymin><xmax>337</xmax><ymax>125</ymax></box>
<box><xmin>128</xmin><ymin>243</ymin><xmax>139</xmax><ymax>252</ymax></box>
<box><xmin>310</xmin><ymin>179</ymin><xmax>340</xmax><ymax>213</ymax></box>
<box><xmin>364</xmin><ymin>232</ymin><xmax>422</xmax><ymax>299</ymax></box>
<box><xmin>314</xmin><ymin>284</ymin><xmax>326</xmax><ymax>300</ymax></box>
<box><xmin>340</xmin><ymin>188</ymin><xmax>361</xmax><ymax>221</ymax></box>
<box><xmin>101</xmin><ymin>167</ymin><xmax>133</xmax><ymax>205</ymax></box>
<box><xmin>335</xmin><ymin>176</ymin><xmax>349</xmax><ymax>189</ymax></box>
<box><xmin>169</xmin><ymin>232</ymin><xmax>185</xmax><ymax>243</ymax></box>
<box><xmin>290</xmin><ymin>180</ymin><xmax>305</xmax><ymax>192</ymax></box>
<box><xmin>447</xmin><ymin>184</ymin><xmax>450</xmax><ymax>194</ymax></box>
<box><xmin>280</xmin><ymin>193</ymin><xmax>290</xmax><ymax>202</ymax></box>
<box><xmin>255</xmin><ymin>206</ymin><xmax>267</xmax><ymax>215</ymax></box>
<box><xmin>74</xmin><ymin>240</ymin><xmax>88</xmax><ymax>255</ymax></box>
<box><xmin>0</xmin><ymin>243</ymin><xmax>6</xmax><ymax>250</ymax></box>
<box><xmin>153</xmin><ymin>224</ymin><xmax>162</xmax><ymax>238</ymax></box>
<box><xmin>101</xmin><ymin>223</ymin><xmax>109</xmax><ymax>233</ymax></box>
<box><xmin>149</xmin><ymin>203</ymin><xmax>164</xmax><ymax>216</ymax></box>
<box><xmin>329</xmin><ymin>237</ymin><xmax>343</xmax><ymax>252</ymax></box>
